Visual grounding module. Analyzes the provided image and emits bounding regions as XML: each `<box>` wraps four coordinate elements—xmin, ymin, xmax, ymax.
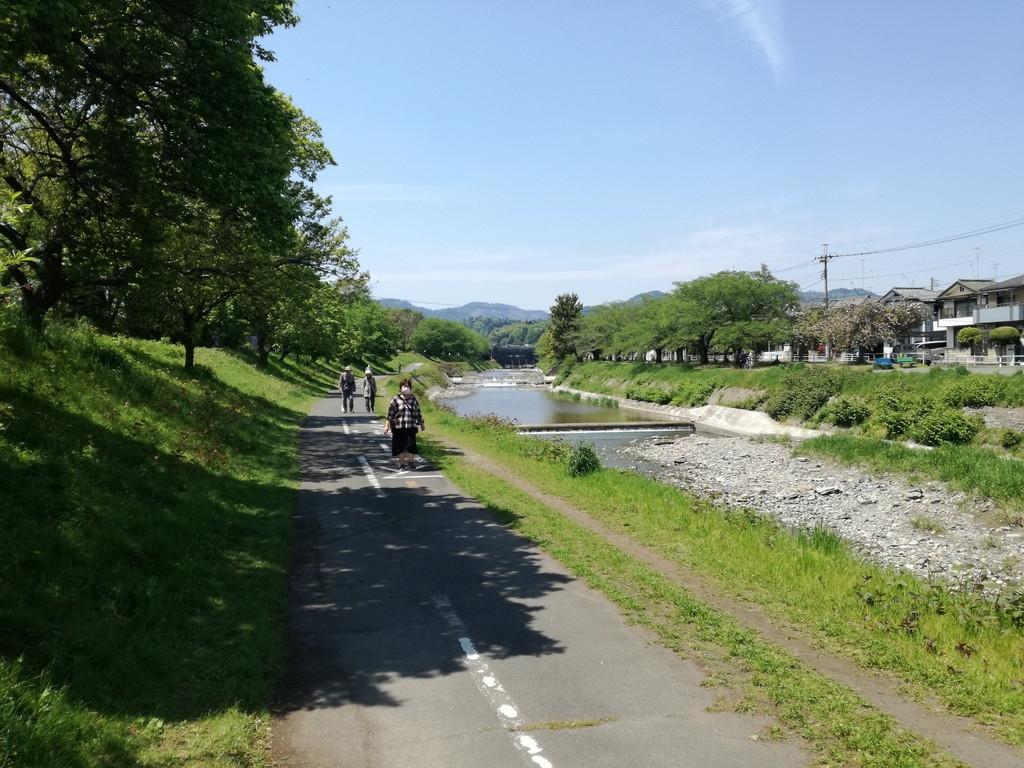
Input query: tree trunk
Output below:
<box><xmin>257</xmin><ymin>336</ymin><xmax>270</xmax><ymax>368</ymax></box>
<box><xmin>654</xmin><ymin>348</ymin><xmax>662</xmax><ymax>363</ymax></box>
<box><xmin>181</xmin><ymin>312</ymin><xmax>197</xmax><ymax>370</ymax></box>
<box><xmin>8</xmin><ymin>239</ymin><xmax>64</xmax><ymax>329</ymax></box>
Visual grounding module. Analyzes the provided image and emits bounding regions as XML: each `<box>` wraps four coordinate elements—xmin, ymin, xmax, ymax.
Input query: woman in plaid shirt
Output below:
<box><xmin>384</xmin><ymin>379</ymin><xmax>425</xmax><ymax>470</ymax></box>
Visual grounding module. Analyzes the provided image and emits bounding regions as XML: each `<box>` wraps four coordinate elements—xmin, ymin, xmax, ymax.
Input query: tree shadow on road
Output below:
<box><xmin>275</xmin><ymin>410</ymin><xmax>571</xmax><ymax>714</ymax></box>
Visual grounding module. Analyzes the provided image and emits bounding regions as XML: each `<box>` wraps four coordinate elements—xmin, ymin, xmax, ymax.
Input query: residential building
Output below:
<box><xmin>878</xmin><ymin>286</ymin><xmax>943</xmax><ymax>353</ymax></box>
<box><xmin>934</xmin><ymin>274</ymin><xmax>1024</xmax><ymax>354</ymax></box>
<box><xmin>934</xmin><ymin>279</ymin><xmax>993</xmax><ymax>347</ymax></box>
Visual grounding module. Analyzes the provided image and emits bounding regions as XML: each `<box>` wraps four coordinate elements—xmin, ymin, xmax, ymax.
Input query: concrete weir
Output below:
<box><xmin>517</xmin><ymin>421</ymin><xmax>695</xmax><ymax>434</ymax></box>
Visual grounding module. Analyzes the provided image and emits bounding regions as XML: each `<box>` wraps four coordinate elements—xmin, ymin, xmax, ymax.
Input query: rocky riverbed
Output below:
<box><xmin>624</xmin><ymin>434</ymin><xmax>1024</xmax><ymax>592</ymax></box>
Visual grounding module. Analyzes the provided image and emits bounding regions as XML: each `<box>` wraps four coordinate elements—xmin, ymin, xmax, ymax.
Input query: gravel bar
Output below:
<box><xmin>624</xmin><ymin>434</ymin><xmax>1024</xmax><ymax>592</ymax></box>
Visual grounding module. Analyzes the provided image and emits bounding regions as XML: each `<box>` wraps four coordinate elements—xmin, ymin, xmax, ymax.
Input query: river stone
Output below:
<box><xmin>621</xmin><ymin>432</ymin><xmax>1024</xmax><ymax>593</ymax></box>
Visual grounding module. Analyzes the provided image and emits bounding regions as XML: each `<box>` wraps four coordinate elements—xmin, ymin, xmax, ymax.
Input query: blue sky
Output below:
<box><xmin>263</xmin><ymin>1</ymin><xmax>1024</xmax><ymax>310</ymax></box>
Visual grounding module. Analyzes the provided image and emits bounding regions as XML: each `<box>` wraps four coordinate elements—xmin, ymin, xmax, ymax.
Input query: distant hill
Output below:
<box><xmin>582</xmin><ymin>290</ymin><xmax>667</xmax><ymax>314</ymax></box>
<box><xmin>625</xmin><ymin>290</ymin><xmax>667</xmax><ymax>303</ymax></box>
<box><xmin>799</xmin><ymin>287</ymin><xmax>876</xmax><ymax>304</ymax></box>
<box><xmin>378</xmin><ymin>291</ymin><xmax>670</xmax><ymax>321</ymax></box>
<box><xmin>377</xmin><ymin>298</ymin><xmax>548</xmax><ymax>322</ymax></box>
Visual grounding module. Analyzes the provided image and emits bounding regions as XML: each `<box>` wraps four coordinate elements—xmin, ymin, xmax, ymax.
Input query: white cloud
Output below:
<box><xmin>712</xmin><ymin>0</ymin><xmax>786</xmax><ymax>82</ymax></box>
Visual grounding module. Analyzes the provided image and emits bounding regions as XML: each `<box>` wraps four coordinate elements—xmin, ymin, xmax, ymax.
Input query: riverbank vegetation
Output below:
<box><xmin>0</xmin><ymin>323</ymin><xmax>333</xmax><ymax>767</ymax></box>
<box><xmin>560</xmin><ymin>360</ymin><xmax>1024</xmax><ymax>448</ymax></box>
<box><xmin>417</xmin><ymin>398</ymin><xmax>1024</xmax><ymax>755</ymax></box>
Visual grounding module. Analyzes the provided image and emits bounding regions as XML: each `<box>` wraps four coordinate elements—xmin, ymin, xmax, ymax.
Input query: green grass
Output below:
<box><xmin>420</xmin><ymin>402</ymin><xmax>1024</xmax><ymax>748</ymax></box>
<box><xmin>798</xmin><ymin>435</ymin><xmax>1024</xmax><ymax>525</ymax></box>
<box><xmin>0</xmin><ymin>320</ymin><xmax>336</xmax><ymax>767</ymax></box>
<box><xmin>420</xmin><ymin>439</ymin><xmax>966</xmax><ymax>766</ymax></box>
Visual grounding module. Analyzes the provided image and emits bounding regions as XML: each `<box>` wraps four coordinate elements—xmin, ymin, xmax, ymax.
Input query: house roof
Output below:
<box><xmin>981</xmin><ymin>272</ymin><xmax>1024</xmax><ymax>292</ymax></box>
<box><xmin>936</xmin><ymin>279</ymin><xmax>994</xmax><ymax>299</ymax></box>
<box><xmin>831</xmin><ymin>294</ymin><xmax>873</xmax><ymax>306</ymax></box>
<box><xmin>881</xmin><ymin>287</ymin><xmax>939</xmax><ymax>302</ymax></box>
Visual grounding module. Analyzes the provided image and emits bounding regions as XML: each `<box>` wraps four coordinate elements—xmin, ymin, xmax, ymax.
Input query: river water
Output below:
<box><xmin>439</xmin><ymin>386</ymin><xmax>666</xmax><ymax>424</ymax></box>
<box><xmin>437</xmin><ymin>385</ymin><xmax>697</xmax><ymax>469</ymax></box>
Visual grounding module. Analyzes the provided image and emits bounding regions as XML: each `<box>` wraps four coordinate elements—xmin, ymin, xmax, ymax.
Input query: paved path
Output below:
<box><xmin>272</xmin><ymin>392</ymin><xmax>807</xmax><ymax>767</ymax></box>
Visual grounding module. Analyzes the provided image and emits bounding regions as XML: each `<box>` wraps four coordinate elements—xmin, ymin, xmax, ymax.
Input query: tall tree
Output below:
<box><xmin>548</xmin><ymin>292</ymin><xmax>583</xmax><ymax>360</ymax></box>
<box><xmin>410</xmin><ymin>318</ymin><xmax>489</xmax><ymax>360</ymax></box>
<box><xmin>671</xmin><ymin>268</ymin><xmax>798</xmax><ymax>365</ymax></box>
<box><xmin>0</xmin><ymin>0</ymin><xmax>323</xmax><ymax>326</ymax></box>
<box><xmin>386</xmin><ymin>307</ymin><xmax>425</xmax><ymax>350</ymax></box>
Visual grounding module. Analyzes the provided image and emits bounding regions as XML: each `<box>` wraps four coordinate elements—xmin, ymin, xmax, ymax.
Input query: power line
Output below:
<box><xmin>827</xmin><ymin>258</ymin><xmax>974</xmax><ymax>283</ymax></box>
<box><xmin>828</xmin><ymin>215</ymin><xmax>1024</xmax><ymax>259</ymax></box>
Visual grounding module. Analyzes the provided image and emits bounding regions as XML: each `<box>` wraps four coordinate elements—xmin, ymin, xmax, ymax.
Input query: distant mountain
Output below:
<box><xmin>625</xmin><ymin>290</ymin><xmax>667</xmax><ymax>303</ymax></box>
<box><xmin>377</xmin><ymin>298</ymin><xmax>548</xmax><ymax>322</ymax></box>
<box><xmin>799</xmin><ymin>287</ymin><xmax>876</xmax><ymax>304</ymax></box>
<box><xmin>379</xmin><ymin>291</ymin><xmax>669</xmax><ymax>321</ymax></box>
<box><xmin>581</xmin><ymin>290</ymin><xmax>667</xmax><ymax>314</ymax></box>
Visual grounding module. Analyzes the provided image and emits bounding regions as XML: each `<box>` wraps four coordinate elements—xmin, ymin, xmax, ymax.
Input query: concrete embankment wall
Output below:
<box><xmin>551</xmin><ymin>385</ymin><xmax>822</xmax><ymax>440</ymax></box>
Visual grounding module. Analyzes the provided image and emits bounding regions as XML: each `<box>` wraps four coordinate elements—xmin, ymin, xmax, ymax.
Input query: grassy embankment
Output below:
<box><xmin>0</xmin><ymin>322</ymin><xmax>335</xmax><ymax>768</ymax></box>
<box><xmin>411</xmin><ymin>392</ymin><xmax>1024</xmax><ymax>760</ymax></box>
<box><xmin>561</xmin><ymin>360</ymin><xmax>1024</xmax><ymax>524</ymax></box>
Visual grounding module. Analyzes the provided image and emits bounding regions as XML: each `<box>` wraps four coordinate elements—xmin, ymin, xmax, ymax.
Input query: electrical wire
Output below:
<box><xmin>829</xmin><ymin>216</ymin><xmax>1024</xmax><ymax>259</ymax></box>
<box><xmin>826</xmin><ymin>259</ymin><xmax>974</xmax><ymax>283</ymax></box>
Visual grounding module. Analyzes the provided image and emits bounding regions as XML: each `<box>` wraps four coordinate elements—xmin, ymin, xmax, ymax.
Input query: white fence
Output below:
<box><xmin>942</xmin><ymin>353</ymin><xmax>1024</xmax><ymax>367</ymax></box>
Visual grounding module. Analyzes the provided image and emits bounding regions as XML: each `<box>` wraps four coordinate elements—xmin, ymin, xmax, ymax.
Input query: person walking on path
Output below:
<box><xmin>362</xmin><ymin>367</ymin><xmax>377</xmax><ymax>413</ymax></box>
<box><xmin>339</xmin><ymin>365</ymin><xmax>356</xmax><ymax>413</ymax></box>
<box><xmin>384</xmin><ymin>378</ymin><xmax>425</xmax><ymax>470</ymax></box>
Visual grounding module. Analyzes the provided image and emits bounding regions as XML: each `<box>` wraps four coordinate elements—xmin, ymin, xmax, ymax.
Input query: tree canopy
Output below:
<box><xmin>0</xmin><ymin>0</ymin><xmax>379</xmax><ymax>367</ymax></box>
<box><xmin>410</xmin><ymin>318</ymin><xmax>490</xmax><ymax>360</ymax></box>
<box><xmin>548</xmin><ymin>293</ymin><xmax>583</xmax><ymax>360</ymax></box>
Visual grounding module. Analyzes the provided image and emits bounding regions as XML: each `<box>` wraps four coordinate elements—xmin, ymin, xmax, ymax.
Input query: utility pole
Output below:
<box><xmin>818</xmin><ymin>243</ymin><xmax>833</xmax><ymax>358</ymax></box>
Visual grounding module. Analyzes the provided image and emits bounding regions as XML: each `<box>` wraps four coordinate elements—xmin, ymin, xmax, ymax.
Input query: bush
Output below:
<box><xmin>625</xmin><ymin>384</ymin><xmax>672</xmax><ymax>405</ymax></box>
<box><xmin>957</xmin><ymin>326</ymin><xmax>982</xmax><ymax>349</ymax></box>
<box><xmin>943</xmin><ymin>376</ymin><xmax>1002</xmax><ymax>408</ymax></box>
<box><xmin>826</xmin><ymin>397</ymin><xmax>871</xmax><ymax>427</ymax></box>
<box><xmin>871</xmin><ymin>389</ymin><xmax>935</xmax><ymax>439</ymax></box>
<box><xmin>1000</xmin><ymin>429</ymin><xmax>1023</xmax><ymax>449</ymax></box>
<box><xmin>909</xmin><ymin>408</ymin><xmax>982</xmax><ymax>446</ymax></box>
<box><xmin>670</xmin><ymin>380</ymin><xmax>718</xmax><ymax>407</ymax></box>
<box><xmin>566</xmin><ymin>442</ymin><xmax>601</xmax><ymax>476</ymax></box>
<box><xmin>763</xmin><ymin>367</ymin><xmax>840</xmax><ymax>421</ymax></box>
<box><xmin>990</xmin><ymin>326</ymin><xmax>1022</xmax><ymax>346</ymax></box>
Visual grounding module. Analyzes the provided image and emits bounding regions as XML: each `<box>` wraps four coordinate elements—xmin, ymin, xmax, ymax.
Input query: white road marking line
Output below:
<box><xmin>342</xmin><ymin>421</ymin><xmax>351</xmax><ymax>435</ymax></box>
<box><xmin>433</xmin><ymin>595</ymin><xmax>554</xmax><ymax>768</ymax></box>
<box><xmin>357</xmin><ymin>455</ymin><xmax>385</xmax><ymax>498</ymax></box>
<box><xmin>379</xmin><ymin>442</ymin><xmax>390</xmax><ymax>452</ymax></box>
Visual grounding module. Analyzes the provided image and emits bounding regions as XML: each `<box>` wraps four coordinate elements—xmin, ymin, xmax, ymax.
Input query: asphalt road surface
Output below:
<box><xmin>273</xmin><ymin>392</ymin><xmax>807</xmax><ymax>767</ymax></box>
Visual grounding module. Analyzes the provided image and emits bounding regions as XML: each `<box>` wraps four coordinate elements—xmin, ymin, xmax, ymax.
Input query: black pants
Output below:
<box><xmin>342</xmin><ymin>392</ymin><xmax>355</xmax><ymax>412</ymax></box>
<box><xmin>364</xmin><ymin>395</ymin><xmax>376</xmax><ymax>412</ymax></box>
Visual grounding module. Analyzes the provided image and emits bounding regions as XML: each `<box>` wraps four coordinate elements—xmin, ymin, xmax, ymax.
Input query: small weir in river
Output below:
<box><xmin>438</xmin><ymin>370</ymin><xmax>698</xmax><ymax>468</ymax></box>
